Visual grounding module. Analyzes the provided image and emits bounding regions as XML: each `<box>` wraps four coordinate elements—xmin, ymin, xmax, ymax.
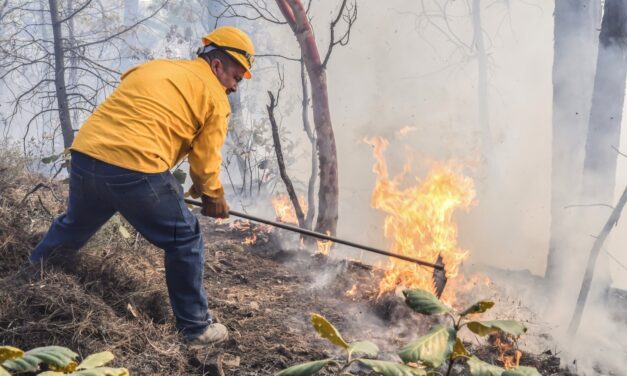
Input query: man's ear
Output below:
<box><xmin>210</xmin><ymin>58</ymin><xmax>222</xmax><ymax>74</ymax></box>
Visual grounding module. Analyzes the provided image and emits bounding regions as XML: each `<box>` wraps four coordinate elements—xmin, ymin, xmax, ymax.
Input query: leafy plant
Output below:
<box><xmin>0</xmin><ymin>346</ymin><xmax>128</xmax><ymax>376</ymax></box>
<box><xmin>275</xmin><ymin>313</ymin><xmax>430</xmax><ymax>376</ymax></box>
<box><xmin>276</xmin><ymin>290</ymin><xmax>542</xmax><ymax>376</ymax></box>
<box><xmin>400</xmin><ymin>289</ymin><xmax>541</xmax><ymax>376</ymax></box>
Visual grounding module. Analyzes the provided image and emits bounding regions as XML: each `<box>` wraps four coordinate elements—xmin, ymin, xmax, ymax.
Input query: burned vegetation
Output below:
<box><xmin>1</xmin><ymin>164</ymin><xmax>573</xmax><ymax>375</ymax></box>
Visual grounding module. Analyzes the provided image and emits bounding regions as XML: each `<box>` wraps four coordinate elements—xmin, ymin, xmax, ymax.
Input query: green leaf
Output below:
<box><xmin>398</xmin><ymin>325</ymin><xmax>455</xmax><ymax>367</ymax></box>
<box><xmin>402</xmin><ymin>289</ymin><xmax>451</xmax><ymax>315</ymax></box>
<box><xmin>77</xmin><ymin>352</ymin><xmax>115</xmax><ymax>370</ymax></box>
<box><xmin>39</xmin><ymin>367</ymin><xmax>129</xmax><ymax>376</ymax></box>
<box><xmin>118</xmin><ymin>225</ymin><xmax>130</xmax><ymax>239</ymax></box>
<box><xmin>466</xmin><ymin>320</ymin><xmax>527</xmax><ymax>337</ymax></box>
<box><xmin>467</xmin><ymin>356</ymin><xmax>505</xmax><ymax>376</ymax></box>
<box><xmin>0</xmin><ymin>346</ymin><xmax>23</xmax><ymax>363</ymax></box>
<box><xmin>172</xmin><ymin>169</ymin><xmax>187</xmax><ymax>185</ymax></box>
<box><xmin>2</xmin><ymin>346</ymin><xmax>77</xmax><ymax>373</ymax></box>
<box><xmin>502</xmin><ymin>366</ymin><xmax>542</xmax><ymax>376</ymax></box>
<box><xmin>460</xmin><ymin>300</ymin><xmax>495</xmax><ymax>317</ymax></box>
<box><xmin>310</xmin><ymin>314</ymin><xmax>349</xmax><ymax>349</ymax></box>
<box><xmin>274</xmin><ymin>359</ymin><xmax>333</xmax><ymax>376</ymax></box>
<box><xmin>452</xmin><ymin>338</ymin><xmax>469</xmax><ymax>359</ymax></box>
<box><xmin>0</xmin><ymin>366</ymin><xmax>10</xmax><ymax>376</ymax></box>
<box><xmin>348</xmin><ymin>341</ymin><xmax>379</xmax><ymax>359</ymax></box>
<box><xmin>357</xmin><ymin>359</ymin><xmax>428</xmax><ymax>376</ymax></box>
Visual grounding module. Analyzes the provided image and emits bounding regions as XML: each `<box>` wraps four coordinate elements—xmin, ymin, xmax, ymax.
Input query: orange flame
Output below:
<box><xmin>243</xmin><ymin>233</ymin><xmax>257</xmax><ymax>245</ymax></box>
<box><xmin>494</xmin><ymin>336</ymin><xmax>522</xmax><ymax>368</ymax></box>
<box><xmin>272</xmin><ymin>195</ymin><xmax>307</xmax><ymax>224</ymax></box>
<box><xmin>366</xmin><ymin>137</ymin><xmax>476</xmax><ymax>301</ymax></box>
<box><xmin>345</xmin><ymin>283</ymin><xmax>358</xmax><ymax>297</ymax></box>
<box><xmin>316</xmin><ymin>231</ymin><xmax>333</xmax><ymax>256</ymax></box>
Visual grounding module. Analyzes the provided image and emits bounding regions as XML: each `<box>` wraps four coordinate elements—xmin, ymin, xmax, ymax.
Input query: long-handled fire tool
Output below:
<box><xmin>185</xmin><ymin>198</ymin><xmax>448</xmax><ymax>296</ymax></box>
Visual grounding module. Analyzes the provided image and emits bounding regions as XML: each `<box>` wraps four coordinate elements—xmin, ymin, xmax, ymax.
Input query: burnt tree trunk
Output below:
<box><xmin>546</xmin><ymin>0</ymin><xmax>600</xmax><ymax>286</ymax></box>
<box><xmin>49</xmin><ymin>0</ymin><xmax>74</xmax><ymax>148</ymax></box>
<box><xmin>276</xmin><ymin>0</ymin><xmax>339</xmax><ymax>236</ymax></box>
<box><xmin>267</xmin><ymin>91</ymin><xmax>306</xmax><ymax>228</ymax></box>
<box><xmin>578</xmin><ymin>0</ymin><xmax>627</xmax><ymax>299</ymax></box>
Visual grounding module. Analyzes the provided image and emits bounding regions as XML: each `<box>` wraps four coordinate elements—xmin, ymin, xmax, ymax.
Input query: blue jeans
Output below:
<box><xmin>31</xmin><ymin>151</ymin><xmax>210</xmax><ymax>337</ymax></box>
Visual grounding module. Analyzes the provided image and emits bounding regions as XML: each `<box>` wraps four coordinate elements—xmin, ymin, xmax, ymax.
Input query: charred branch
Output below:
<box><xmin>267</xmin><ymin>68</ymin><xmax>306</xmax><ymax>228</ymax></box>
<box><xmin>568</xmin><ymin>185</ymin><xmax>627</xmax><ymax>337</ymax></box>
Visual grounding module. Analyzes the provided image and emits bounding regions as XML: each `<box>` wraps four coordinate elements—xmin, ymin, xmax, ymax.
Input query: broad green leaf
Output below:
<box><xmin>2</xmin><ymin>346</ymin><xmax>77</xmax><ymax>373</ymax></box>
<box><xmin>502</xmin><ymin>366</ymin><xmax>541</xmax><ymax>376</ymax></box>
<box><xmin>402</xmin><ymin>289</ymin><xmax>451</xmax><ymax>315</ymax></box>
<box><xmin>173</xmin><ymin>169</ymin><xmax>187</xmax><ymax>185</ymax></box>
<box><xmin>77</xmin><ymin>352</ymin><xmax>115</xmax><ymax>370</ymax></box>
<box><xmin>310</xmin><ymin>314</ymin><xmax>349</xmax><ymax>349</ymax></box>
<box><xmin>274</xmin><ymin>359</ymin><xmax>333</xmax><ymax>376</ymax></box>
<box><xmin>118</xmin><ymin>225</ymin><xmax>130</xmax><ymax>239</ymax></box>
<box><xmin>452</xmin><ymin>338</ymin><xmax>469</xmax><ymax>359</ymax></box>
<box><xmin>348</xmin><ymin>341</ymin><xmax>379</xmax><ymax>359</ymax></box>
<box><xmin>0</xmin><ymin>366</ymin><xmax>10</xmax><ymax>376</ymax></box>
<box><xmin>0</xmin><ymin>346</ymin><xmax>23</xmax><ymax>362</ymax></box>
<box><xmin>39</xmin><ymin>367</ymin><xmax>129</xmax><ymax>376</ymax></box>
<box><xmin>398</xmin><ymin>325</ymin><xmax>455</xmax><ymax>367</ymax></box>
<box><xmin>460</xmin><ymin>300</ymin><xmax>495</xmax><ymax>317</ymax></box>
<box><xmin>466</xmin><ymin>320</ymin><xmax>526</xmax><ymax>337</ymax></box>
<box><xmin>467</xmin><ymin>356</ymin><xmax>505</xmax><ymax>376</ymax></box>
<box><xmin>357</xmin><ymin>359</ymin><xmax>428</xmax><ymax>376</ymax></box>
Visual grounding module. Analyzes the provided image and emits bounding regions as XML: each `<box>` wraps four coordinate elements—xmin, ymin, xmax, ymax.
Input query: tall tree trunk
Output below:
<box><xmin>276</xmin><ymin>0</ymin><xmax>339</xmax><ymax>236</ymax></box>
<box><xmin>579</xmin><ymin>0</ymin><xmax>627</xmax><ymax>299</ymax></box>
<box><xmin>582</xmin><ymin>0</ymin><xmax>627</xmax><ymax>199</ymax></box>
<box><xmin>472</xmin><ymin>0</ymin><xmax>490</xmax><ymax>156</ymax></box>
<box><xmin>49</xmin><ymin>0</ymin><xmax>74</xmax><ymax>148</ymax></box>
<box><xmin>301</xmin><ymin>58</ymin><xmax>317</xmax><ymax>230</ymax></box>
<box><xmin>545</xmin><ymin>0</ymin><xmax>600</xmax><ymax>287</ymax></box>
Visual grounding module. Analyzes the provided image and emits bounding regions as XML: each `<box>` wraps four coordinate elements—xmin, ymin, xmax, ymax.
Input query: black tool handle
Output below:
<box><xmin>184</xmin><ymin>198</ymin><xmax>443</xmax><ymax>270</ymax></box>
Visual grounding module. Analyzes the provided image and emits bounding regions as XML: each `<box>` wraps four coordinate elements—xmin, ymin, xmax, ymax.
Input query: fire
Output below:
<box><xmin>345</xmin><ymin>283</ymin><xmax>358</xmax><ymax>297</ymax></box>
<box><xmin>272</xmin><ymin>195</ymin><xmax>307</xmax><ymax>224</ymax></box>
<box><xmin>316</xmin><ymin>231</ymin><xmax>333</xmax><ymax>256</ymax></box>
<box><xmin>366</xmin><ymin>137</ymin><xmax>476</xmax><ymax>301</ymax></box>
<box><xmin>243</xmin><ymin>233</ymin><xmax>257</xmax><ymax>245</ymax></box>
<box><xmin>494</xmin><ymin>335</ymin><xmax>522</xmax><ymax>368</ymax></box>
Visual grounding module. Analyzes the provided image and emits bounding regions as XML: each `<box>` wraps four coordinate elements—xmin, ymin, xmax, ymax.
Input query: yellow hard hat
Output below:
<box><xmin>201</xmin><ymin>26</ymin><xmax>255</xmax><ymax>79</ymax></box>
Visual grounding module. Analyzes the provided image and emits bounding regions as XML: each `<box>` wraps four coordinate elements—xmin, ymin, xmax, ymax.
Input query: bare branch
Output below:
<box><xmin>267</xmin><ymin>64</ymin><xmax>306</xmax><ymax>228</ymax></box>
<box><xmin>612</xmin><ymin>145</ymin><xmax>627</xmax><ymax>158</ymax></box>
<box><xmin>73</xmin><ymin>0</ymin><xmax>168</xmax><ymax>50</ymax></box>
<box><xmin>256</xmin><ymin>53</ymin><xmax>301</xmax><ymax>62</ymax></box>
<box><xmin>58</xmin><ymin>0</ymin><xmax>93</xmax><ymax>24</ymax></box>
<box><xmin>214</xmin><ymin>0</ymin><xmax>286</xmax><ymax>25</ymax></box>
<box><xmin>322</xmin><ymin>0</ymin><xmax>357</xmax><ymax>69</ymax></box>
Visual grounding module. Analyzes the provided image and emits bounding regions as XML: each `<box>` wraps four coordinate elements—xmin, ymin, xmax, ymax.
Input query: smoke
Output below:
<box><xmin>232</xmin><ymin>0</ymin><xmax>627</xmax><ymax>374</ymax></box>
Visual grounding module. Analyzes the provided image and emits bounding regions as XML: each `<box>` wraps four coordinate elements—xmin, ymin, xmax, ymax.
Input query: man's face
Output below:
<box><xmin>212</xmin><ymin>59</ymin><xmax>247</xmax><ymax>95</ymax></box>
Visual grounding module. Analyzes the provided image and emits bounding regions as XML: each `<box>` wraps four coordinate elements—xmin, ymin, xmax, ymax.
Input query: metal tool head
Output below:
<box><xmin>432</xmin><ymin>254</ymin><xmax>447</xmax><ymax>298</ymax></box>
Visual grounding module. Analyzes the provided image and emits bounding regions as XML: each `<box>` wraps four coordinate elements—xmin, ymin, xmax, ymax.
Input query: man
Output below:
<box><xmin>29</xmin><ymin>26</ymin><xmax>255</xmax><ymax>345</ymax></box>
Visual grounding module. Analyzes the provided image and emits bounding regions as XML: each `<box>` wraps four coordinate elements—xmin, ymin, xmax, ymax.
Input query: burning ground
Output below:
<box><xmin>0</xmin><ymin>163</ymin><xmax>586</xmax><ymax>375</ymax></box>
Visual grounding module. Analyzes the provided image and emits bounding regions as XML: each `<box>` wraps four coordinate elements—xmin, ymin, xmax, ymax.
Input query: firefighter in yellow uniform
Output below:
<box><xmin>30</xmin><ymin>26</ymin><xmax>254</xmax><ymax>345</ymax></box>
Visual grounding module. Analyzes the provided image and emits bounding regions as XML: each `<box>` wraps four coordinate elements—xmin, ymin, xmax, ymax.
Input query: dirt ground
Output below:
<box><xmin>0</xmin><ymin>168</ymin><xmax>585</xmax><ymax>375</ymax></box>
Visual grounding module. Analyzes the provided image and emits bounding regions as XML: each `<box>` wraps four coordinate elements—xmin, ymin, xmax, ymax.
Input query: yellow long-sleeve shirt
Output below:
<box><xmin>71</xmin><ymin>58</ymin><xmax>230</xmax><ymax>198</ymax></box>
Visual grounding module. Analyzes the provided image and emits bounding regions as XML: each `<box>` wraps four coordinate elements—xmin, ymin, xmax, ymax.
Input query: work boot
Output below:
<box><xmin>186</xmin><ymin>323</ymin><xmax>229</xmax><ymax>345</ymax></box>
